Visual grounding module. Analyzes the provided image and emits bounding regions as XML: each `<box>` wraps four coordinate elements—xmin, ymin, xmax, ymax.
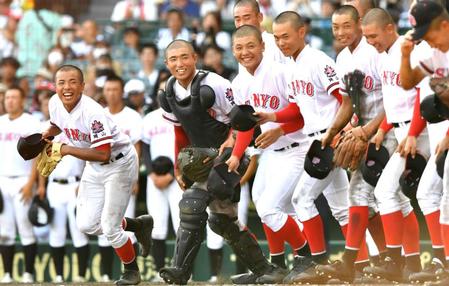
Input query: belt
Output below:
<box><xmin>307</xmin><ymin>129</ymin><xmax>327</xmax><ymax>137</ymax></box>
<box><xmin>101</xmin><ymin>152</ymin><xmax>125</xmax><ymax>165</ymax></box>
<box><xmin>392</xmin><ymin>120</ymin><xmax>411</xmax><ymax>128</ymax></box>
<box><xmin>52</xmin><ymin>176</ymin><xmax>81</xmax><ymax>184</ymax></box>
<box><xmin>274</xmin><ymin>142</ymin><xmax>300</xmax><ymax>152</ymax></box>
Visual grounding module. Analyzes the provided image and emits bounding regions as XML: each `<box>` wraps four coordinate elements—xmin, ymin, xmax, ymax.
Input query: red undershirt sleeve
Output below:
<box><xmin>274</xmin><ymin>103</ymin><xmax>301</xmax><ymax>123</ymax></box>
<box><xmin>231</xmin><ymin>128</ymin><xmax>254</xmax><ymax>159</ymax></box>
<box><xmin>408</xmin><ymin>92</ymin><xmax>426</xmax><ymax>137</ymax></box>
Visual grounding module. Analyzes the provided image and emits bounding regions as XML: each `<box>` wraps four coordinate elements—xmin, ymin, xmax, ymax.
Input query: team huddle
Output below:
<box><xmin>2</xmin><ymin>0</ymin><xmax>449</xmax><ymax>285</ymax></box>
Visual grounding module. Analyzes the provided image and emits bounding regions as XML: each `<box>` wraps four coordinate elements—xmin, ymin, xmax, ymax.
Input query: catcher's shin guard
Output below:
<box><xmin>208</xmin><ymin>213</ymin><xmax>271</xmax><ymax>276</ymax></box>
<box><xmin>159</xmin><ymin>188</ymin><xmax>210</xmax><ymax>284</ymax></box>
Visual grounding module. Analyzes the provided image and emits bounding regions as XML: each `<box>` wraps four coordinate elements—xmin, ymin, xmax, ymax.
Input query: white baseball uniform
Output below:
<box><xmin>0</xmin><ymin>112</ymin><xmax>40</xmax><ymax>246</ymax></box>
<box><xmin>48</xmin><ymin>94</ymin><xmax>138</xmax><ymax>249</ymax></box>
<box><xmin>232</xmin><ymin>57</ymin><xmax>308</xmax><ymax>232</ymax></box>
<box><xmin>416</xmin><ymin>46</ymin><xmax>449</xmax><ymax>226</ymax></box>
<box><xmin>287</xmin><ymin>44</ymin><xmax>349</xmax><ymax>227</ymax></box>
<box><xmin>373</xmin><ymin>37</ymin><xmax>430</xmax><ymax>217</ymax></box>
<box><xmin>105</xmin><ymin>105</ymin><xmax>143</xmax><ymax>244</ymax></box>
<box><xmin>46</xmin><ymin>130</ymin><xmax>89</xmax><ymax>249</ymax></box>
<box><xmin>142</xmin><ymin>108</ymin><xmax>181</xmax><ymax>240</ymax></box>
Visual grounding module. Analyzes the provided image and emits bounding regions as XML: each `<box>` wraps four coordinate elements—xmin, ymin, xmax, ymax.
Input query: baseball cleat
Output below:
<box><xmin>424</xmin><ymin>268</ymin><xmax>449</xmax><ymax>285</ymax></box>
<box><xmin>255</xmin><ymin>264</ymin><xmax>288</xmax><ymax>284</ymax></box>
<box><xmin>230</xmin><ymin>272</ymin><xmax>257</xmax><ymax>284</ymax></box>
<box><xmin>409</xmin><ymin>258</ymin><xmax>445</xmax><ymax>283</ymax></box>
<box><xmin>159</xmin><ymin>267</ymin><xmax>190</xmax><ymax>285</ymax></box>
<box><xmin>21</xmin><ymin>272</ymin><xmax>34</xmax><ymax>283</ymax></box>
<box><xmin>316</xmin><ymin>260</ymin><xmax>354</xmax><ymax>283</ymax></box>
<box><xmin>115</xmin><ymin>269</ymin><xmax>141</xmax><ymax>285</ymax></box>
<box><xmin>363</xmin><ymin>256</ymin><xmax>403</xmax><ymax>282</ymax></box>
<box><xmin>0</xmin><ymin>273</ymin><xmax>13</xmax><ymax>283</ymax></box>
<box><xmin>283</xmin><ymin>255</ymin><xmax>314</xmax><ymax>283</ymax></box>
<box><xmin>135</xmin><ymin>215</ymin><xmax>153</xmax><ymax>257</ymax></box>
<box><xmin>287</xmin><ymin>261</ymin><xmax>330</xmax><ymax>284</ymax></box>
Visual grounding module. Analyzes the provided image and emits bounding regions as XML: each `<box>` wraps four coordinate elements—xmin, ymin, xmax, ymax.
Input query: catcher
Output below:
<box><xmin>40</xmin><ymin>65</ymin><xmax>153</xmax><ymax>285</ymax></box>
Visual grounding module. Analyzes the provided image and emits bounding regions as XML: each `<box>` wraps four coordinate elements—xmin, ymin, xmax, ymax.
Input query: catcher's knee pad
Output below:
<box><xmin>179</xmin><ymin>188</ymin><xmax>210</xmax><ymax>230</ymax></box>
<box><xmin>208</xmin><ymin>213</ymin><xmax>240</xmax><ymax>242</ymax></box>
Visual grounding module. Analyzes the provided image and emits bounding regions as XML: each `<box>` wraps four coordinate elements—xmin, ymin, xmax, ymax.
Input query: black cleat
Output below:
<box><xmin>316</xmin><ymin>260</ymin><xmax>354</xmax><ymax>283</ymax></box>
<box><xmin>363</xmin><ymin>256</ymin><xmax>403</xmax><ymax>282</ymax></box>
<box><xmin>283</xmin><ymin>256</ymin><xmax>314</xmax><ymax>283</ymax></box>
<box><xmin>159</xmin><ymin>267</ymin><xmax>190</xmax><ymax>285</ymax></box>
<box><xmin>230</xmin><ymin>272</ymin><xmax>257</xmax><ymax>284</ymax></box>
<box><xmin>255</xmin><ymin>264</ymin><xmax>287</xmax><ymax>284</ymax></box>
<box><xmin>410</xmin><ymin>258</ymin><xmax>445</xmax><ymax>283</ymax></box>
<box><xmin>425</xmin><ymin>268</ymin><xmax>449</xmax><ymax>286</ymax></box>
<box><xmin>135</xmin><ymin>215</ymin><xmax>153</xmax><ymax>257</ymax></box>
<box><xmin>288</xmin><ymin>261</ymin><xmax>330</xmax><ymax>284</ymax></box>
<box><xmin>115</xmin><ymin>269</ymin><xmax>141</xmax><ymax>285</ymax></box>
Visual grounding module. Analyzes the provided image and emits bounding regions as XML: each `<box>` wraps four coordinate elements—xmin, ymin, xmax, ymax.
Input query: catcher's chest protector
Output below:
<box><xmin>165</xmin><ymin>71</ymin><xmax>230</xmax><ymax>148</ymax></box>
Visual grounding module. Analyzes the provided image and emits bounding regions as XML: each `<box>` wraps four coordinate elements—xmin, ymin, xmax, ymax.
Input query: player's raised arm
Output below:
<box><xmin>400</xmin><ymin>31</ymin><xmax>425</xmax><ymax>90</ymax></box>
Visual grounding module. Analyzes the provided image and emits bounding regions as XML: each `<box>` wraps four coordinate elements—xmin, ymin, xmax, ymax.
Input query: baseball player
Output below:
<box><xmin>255</xmin><ymin>11</ymin><xmax>374</xmax><ymax>284</ymax></box>
<box><xmin>141</xmin><ymin>107</ymin><xmax>182</xmax><ymax>279</ymax></box>
<box><xmin>227</xmin><ymin>25</ymin><xmax>311</xmax><ymax>283</ymax></box>
<box><xmin>399</xmin><ymin>1</ymin><xmax>449</xmax><ymax>283</ymax></box>
<box><xmin>316</xmin><ymin>5</ymin><xmax>399</xmax><ymax>283</ymax></box>
<box><xmin>35</xmin><ymin>92</ymin><xmax>90</xmax><ymax>283</ymax></box>
<box><xmin>158</xmin><ymin>39</ymin><xmax>284</xmax><ymax>285</ymax></box>
<box><xmin>41</xmin><ymin>65</ymin><xmax>153</xmax><ymax>285</ymax></box>
<box><xmin>362</xmin><ymin>8</ymin><xmax>430</xmax><ymax>282</ymax></box>
<box><xmin>233</xmin><ymin>0</ymin><xmax>289</xmax><ymax>64</ymax></box>
<box><xmin>0</xmin><ymin>87</ymin><xmax>41</xmax><ymax>283</ymax></box>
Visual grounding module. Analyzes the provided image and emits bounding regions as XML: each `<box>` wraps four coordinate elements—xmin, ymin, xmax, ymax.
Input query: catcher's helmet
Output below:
<box><xmin>17</xmin><ymin>133</ymin><xmax>53</xmax><ymax>160</ymax></box>
<box><xmin>304</xmin><ymin>140</ymin><xmax>334</xmax><ymax>179</ymax></box>
<box><xmin>207</xmin><ymin>162</ymin><xmax>241</xmax><ymax>201</ymax></box>
<box><xmin>420</xmin><ymin>94</ymin><xmax>449</xmax><ymax>123</ymax></box>
<box><xmin>436</xmin><ymin>150</ymin><xmax>447</xmax><ymax>179</ymax></box>
<box><xmin>229</xmin><ymin>105</ymin><xmax>259</xmax><ymax>131</ymax></box>
<box><xmin>399</xmin><ymin>153</ymin><xmax>427</xmax><ymax>199</ymax></box>
<box><xmin>28</xmin><ymin>195</ymin><xmax>54</xmax><ymax>227</ymax></box>
<box><xmin>361</xmin><ymin>143</ymin><xmax>390</xmax><ymax>187</ymax></box>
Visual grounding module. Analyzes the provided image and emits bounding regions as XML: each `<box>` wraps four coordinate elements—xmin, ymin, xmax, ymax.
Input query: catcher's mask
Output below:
<box><xmin>436</xmin><ymin>150</ymin><xmax>447</xmax><ymax>179</ymax></box>
<box><xmin>229</xmin><ymin>105</ymin><xmax>259</xmax><ymax>131</ymax></box>
<box><xmin>28</xmin><ymin>195</ymin><xmax>54</xmax><ymax>227</ymax></box>
<box><xmin>361</xmin><ymin>143</ymin><xmax>390</xmax><ymax>187</ymax></box>
<box><xmin>420</xmin><ymin>94</ymin><xmax>449</xmax><ymax>124</ymax></box>
<box><xmin>399</xmin><ymin>153</ymin><xmax>427</xmax><ymax>199</ymax></box>
<box><xmin>304</xmin><ymin>140</ymin><xmax>334</xmax><ymax>179</ymax></box>
<box><xmin>17</xmin><ymin>133</ymin><xmax>54</xmax><ymax>160</ymax></box>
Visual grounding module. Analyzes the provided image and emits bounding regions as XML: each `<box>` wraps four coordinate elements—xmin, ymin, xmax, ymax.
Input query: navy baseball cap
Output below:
<box><xmin>409</xmin><ymin>0</ymin><xmax>444</xmax><ymax>41</ymax></box>
<box><xmin>229</xmin><ymin>105</ymin><xmax>259</xmax><ymax>131</ymax></box>
<box><xmin>399</xmin><ymin>153</ymin><xmax>427</xmax><ymax>199</ymax></box>
<box><xmin>304</xmin><ymin>140</ymin><xmax>334</xmax><ymax>179</ymax></box>
<box><xmin>361</xmin><ymin>143</ymin><xmax>390</xmax><ymax>187</ymax></box>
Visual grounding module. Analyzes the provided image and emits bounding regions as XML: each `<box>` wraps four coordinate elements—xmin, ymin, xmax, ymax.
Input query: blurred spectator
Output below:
<box><xmin>321</xmin><ymin>0</ymin><xmax>340</xmax><ymax>17</ymax></box>
<box><xmin>304</xmin><ymin>16</ymin><xmax>324</xmax><ymax>50</ymax></box>
<box><xmin>157</xmin><ymin>8</ymin><xmax>190</xmax><ymax>50</ymax></box>
<box><xmin>195</xmin><ymin>10</ymin><xmax>231</xmax><ymax>51</ymax></box>
<box><xmin>124</xmin><ymin>78</ymin><xmax>152</xmax><ymax>115</ymax></box>
<box><xmin>44</xmin><ymin>48</ymin><xmax>65</xmax><ymax>74</ymax></box>
<box><xmin>112</xmin><ymin>26</ymin><xmax>142</xmax><ymax>80</ymax></box>
<box><xmin>33</xmin><ymin>67</ymin><xmax>53</xmax><ymax>89</ymax></box>
<box><xmin>0</xmin><ymin>0</ymin><xmax>13</xmax><ymax>29</ymax></box>
<box><xmin>0</xmin><ymin>83</ymin><xmax>6</xmax><ymax>115</ymax></box>
<box><xmin>111</xmin><ymin>0</ymin><xmax>158</xmax><ymax>22</ymax></box>
<box><xmin>201</xmin><ymin>44</ymin><xmax>236</xmax><ymax>80</ymax></box>
<box><xmin>0</xmin><ymin>57</ymin><xmax>28</xmax><ymax>96</ymax></box>
<box><xmin>15</xmin><ymin>3</ymin><xmax>62</xmax><ymax>77</ymax></box>
<box><xmin>30</xmin><ymin>80</ymin><xmax>54</xmax><ymax>119</ymax></box>
<box><xmin>70</xmin><ymin>19</ymin><xmax>98</xmax><ymax>60</ymax></box>
<box><xmin>161</xmin><ymin>0</ymin><xmax>200</xmax><ymax>19</ymax></box>
<box><xmin>286</xmin><ymin>0</ymin><xmax>319</xmax><ymax>17</ymax></box>
<box><xmin>137</xmin><ymin>42</ymin><xmax>168</xmax><ymax>105</ymax></box>
<box><xmin>52</xmin><ymin>15</ymin><xmax>77</xmax><ymax>61</ymax></box>
<box><xmin>0</xmin><ymin>14</ymin><xmax>18</xmax><ymax>58</ymax></box>
<box><xmin>85</xmin><ymin>53</ymin><xmax>121</xmax><ymax>98</ymax></box>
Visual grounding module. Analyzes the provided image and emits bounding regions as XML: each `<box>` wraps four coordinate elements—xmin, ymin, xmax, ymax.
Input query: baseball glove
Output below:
<box><xmin>37</xmin><ymin>142</ymin><xmax>63</xmax><ymax>177</ymax></box>
<box><xmin>177</xmin><ymin>147</ymin><xmax>219</xmax><ymax>182</ymax></box>
<box><xmin>333</xmin><ymin>126</ymin><xmax>369</xmax><ymax>170</ymax></box>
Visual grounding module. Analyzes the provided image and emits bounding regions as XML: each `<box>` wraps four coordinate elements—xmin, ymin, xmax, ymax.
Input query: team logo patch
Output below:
<box><xmin>225</xmin><ymin>88</ymin><xmax>235</xmax><ymax>104</ymax></box>
<box><xmin>408</xmin><ymin>14</ymin><xmax>416</xmax><ymax>27</ymax></box>
<box><xmin>91</xmin><ymin>120</ymin><xmax>104</xmax><ymax>134</ymax></box>
<box><xmin>324</xmin><ymin>65</ymin><xmax>337</xmax><ymax>80</ymax></box>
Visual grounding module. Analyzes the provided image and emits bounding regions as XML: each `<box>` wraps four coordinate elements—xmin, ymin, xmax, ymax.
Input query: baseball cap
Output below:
<box><xmin>399</xmin><ymin>153</ymin><xmax>427</xmax><ymax>199</ymax></box>
<box><xmin>304</xmin><ymin>140</ymin><xmax>334</xmax><ymax>179</ymax></box>
<box><xmin>361</xmin><ymin>143</ymin><xmax>390</xmax><ymax>187</ymax></box>
<box><xmin>409</xmin><ymin>0</ymin><xmax>444</xmax><ymax>41</ymax></box>
<box><xmin>229</xmin><ymin>105</ymin><xmax>259</xmax><ymax>131</ymax></box>
<box><xmin>124</xmin><ymin>79</ymin><xmax>145</xmax><ymax>97</ymax></box>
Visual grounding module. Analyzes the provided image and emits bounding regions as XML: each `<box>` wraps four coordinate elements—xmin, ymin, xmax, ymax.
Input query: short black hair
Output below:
<box><xmin>124</xmin><ymin>26</ymin><xmax>140</xmax><ymax>36</ymax></box>
<box><xmin>55</xmin><ymin>64</ymin><xmax>84</xmax><ymax>82</ymax></box>
<box><xmin>105</xmin><ymin>74</ymin><xmax>124</xmax><ymax>89</ymax></box>
<box><xmin>333</xmin><ymin>5</ymin><xmax>360</xmax><ymax>22</ymax></box>
<box><xmin>274</xmin><ymin>11</ymin><xmax>306</xmax><ymax>29</ymax></box>
<box><xmin>139</xmin><ymin>42</ymin><xmax>159</xmax><ymax>57</ymax></box>
<box><xmin>0</xmin><ymin>57</ymin><xmax>20</xmax><ymax>69</ymax></box>
<box><xmin>151</xmin><ymin>156</ymin><xmax>174</xmax><ymax>175</ymax></box>
<box><xmin>7</xmin><ymin>85</ymin><xmax>26</xmax><ymax>98</ymax></box>
<box><xmin>234</xmin><ymin>0</ymin><xmax>260</xmax><ymax>13</ymax></box>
